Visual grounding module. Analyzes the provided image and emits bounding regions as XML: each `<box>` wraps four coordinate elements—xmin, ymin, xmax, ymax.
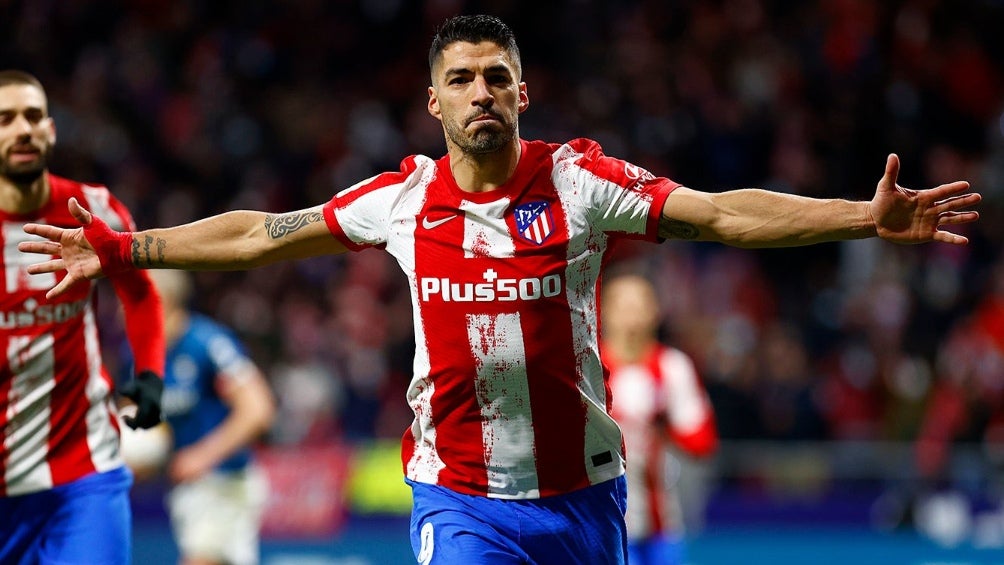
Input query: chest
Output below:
<box><xmin>610</xmin><ymin>365</ymin><xmax>665</xmax><ymax>423</ymax></box>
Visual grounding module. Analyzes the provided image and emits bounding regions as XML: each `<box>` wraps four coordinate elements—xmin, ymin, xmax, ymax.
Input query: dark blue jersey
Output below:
<box><xmin>161</xmin><ymin>314</ymin><xmax>255</xmax><ymax>473</ymax></box>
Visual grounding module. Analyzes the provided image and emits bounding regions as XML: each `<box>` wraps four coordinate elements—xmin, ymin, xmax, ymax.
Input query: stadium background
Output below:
<box><xmin>3</xmin><ymin>0</ymin><xmax>1004</xmax><ymax>563</ymax></box>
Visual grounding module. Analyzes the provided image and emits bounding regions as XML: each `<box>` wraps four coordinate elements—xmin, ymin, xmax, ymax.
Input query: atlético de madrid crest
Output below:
<box><xmin>514</xmin><ymin>201</ymin><xmax>554</xmax><ymax>245</ymax></box>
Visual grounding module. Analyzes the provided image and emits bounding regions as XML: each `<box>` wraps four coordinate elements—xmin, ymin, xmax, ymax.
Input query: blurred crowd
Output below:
<box><xmin>3</xmin><ymin>0</ymin><xmax>1003</xmax><ymax>486</ymax></box>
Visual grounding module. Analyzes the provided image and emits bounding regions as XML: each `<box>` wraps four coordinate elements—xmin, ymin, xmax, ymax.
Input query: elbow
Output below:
<box><xmin>688</xmin><ymin>436</ymin><xmax>719</xmax><ymax>459</ymax></box>
<box><xmin>673</xmin><ymin>421</ymin><xmax>719</xmax><ymax>458</ymax></box>
<box><xmin>236</xmin><ymin>374</ymin><xmax>278</xmax><ymax>437</ymax></box>
<box><xmin>258</xmin><ymin>397</ymin><xmax>277</xmax><ymax>433</ymax></box>
<box><xmin>253</xmin><ymin>382</ymin><xmax>278</xmax><ymax>434</ymax></box>
<box><xmin>228</xmin><ymin>239</ymin><xmax>275</xmax><ymax>269</ymax></box>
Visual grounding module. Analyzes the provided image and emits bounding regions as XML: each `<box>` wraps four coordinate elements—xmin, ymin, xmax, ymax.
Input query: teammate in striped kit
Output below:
<box><xmin>0</xmin><ymin>70</ymin><xmax>165</xmax><ymax>564</ymax></box>
<box><xmin>602</xmin><ymin>274</ymin><xmax>718</xmax><ymax>565</ymax></box>
<box><xmin>20</xmin><ymin>15</ymin><xmax>980</xmax><ymax>565</ymax></box>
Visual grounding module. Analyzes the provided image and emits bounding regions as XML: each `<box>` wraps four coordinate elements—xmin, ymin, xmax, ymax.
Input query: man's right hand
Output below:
<box><xmin>19</xmin><ymin>197</ymin><xmax>131</xmax><ymax>299</ymax></box>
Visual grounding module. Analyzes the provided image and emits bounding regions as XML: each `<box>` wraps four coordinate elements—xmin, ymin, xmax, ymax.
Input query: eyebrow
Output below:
<box><xmin>443</xmin><ymin>63</ymin><xmax>514</xmax><ymax>78</ymax></box>
<box><xmin>0</xmin><ymin>105</ymin><xmax>45</xmax><ymax>114</ymax></box>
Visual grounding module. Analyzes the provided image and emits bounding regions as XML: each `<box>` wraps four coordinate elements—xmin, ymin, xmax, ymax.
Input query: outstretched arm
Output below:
<box><xmin>659</xmin><ymin>154</ymin><xmax>980</xmax><ymax>247</ymax></box>
<box><xmin>19</xmin><ymin>197</ymin><xmax>347</xmax><ymax>298</ymax></box>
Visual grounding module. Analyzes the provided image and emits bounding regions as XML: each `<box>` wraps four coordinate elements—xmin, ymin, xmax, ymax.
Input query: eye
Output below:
<box><xmin>24</xmin><ymin>109</ymin><xmax>44</xmax><ymax>124</ymax></box>
<box><xmin>488</xmin><ymin>73</ymin><xmax>515</xmax><ymax>88</ymax></box>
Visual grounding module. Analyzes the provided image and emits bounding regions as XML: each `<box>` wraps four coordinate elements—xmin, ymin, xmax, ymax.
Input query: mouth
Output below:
<box><xmin>467</xmin><ymin>112</ymin><xmax>501</xmax><ymax>125</ymax></box>
<box><xmin>7</xmin><ymin>146</ymin><xmax>41</xmax><ymax>163</ymax></box>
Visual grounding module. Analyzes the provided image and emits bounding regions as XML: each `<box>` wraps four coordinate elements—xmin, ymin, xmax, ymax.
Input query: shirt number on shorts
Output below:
<box><xmin>417</xmin><ymin>521</ymin><xmax>434</xmax><ymax>564</ymax></box>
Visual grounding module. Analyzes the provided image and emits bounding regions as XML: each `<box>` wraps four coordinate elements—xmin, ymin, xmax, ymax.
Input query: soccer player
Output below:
<box><xmin>19</xmin><ymin>15</ymin><xmax>980</xmax><ymax>564</ymax></box>
<box><xmin>120</xmin><ymin>269</ymin><xmax>275</xmax><ymax>565</ymax></box>
<box><xmin>602</xmin><ymin>273</ymin><xmax>718</xmax><ymax>565</ymax></box>
<box><xmin>0</xmin><ymin>70</ymin><xmax>165</xmax><ymax>564</ymax></box>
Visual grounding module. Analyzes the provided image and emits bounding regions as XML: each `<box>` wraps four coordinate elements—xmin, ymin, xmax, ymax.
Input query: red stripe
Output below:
<box><xmin>645</xmin><ymin>181</ymin><xmax>677</xmax><ymax>241</ymax></box>
<box><xmin>47</xmin><ymin>330</ymin><xmax>97</xmax><ymax>485</ymax></box>
<box><xmin>411</xmin><ymin>190</ymin><xmax>491</xmax><ymax>495</ymax></box>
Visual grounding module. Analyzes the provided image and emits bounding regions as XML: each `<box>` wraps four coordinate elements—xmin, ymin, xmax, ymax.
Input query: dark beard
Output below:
<box><xmin>445</xmin><ymin>116</ymin><xmax>516</xmax><ymax>155</ymax></box>
<box><xmin>0</xmin><ymin>153</ymin><xmax>48</xmax><ymax>185</ymax></box>
<box><xmin>3</xmin><ymin>166</ymin><xmax>45</xmax><ymax>185</ymax></box>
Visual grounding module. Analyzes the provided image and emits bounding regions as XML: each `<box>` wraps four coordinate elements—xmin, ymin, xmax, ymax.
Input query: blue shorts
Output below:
<box><xmin>0</xmin><ymin>466</ymin><xmax>133</xmax><ymax>565</ymax></box>
<box><xmin>627</xmin><ymin>533</ymin><xmax>686</xmax><ymax>565</ymax></box>
<box><xmin>408</xmin><ymin>475</ymin><xmax>628</xmax><ymax>564</ymax></box>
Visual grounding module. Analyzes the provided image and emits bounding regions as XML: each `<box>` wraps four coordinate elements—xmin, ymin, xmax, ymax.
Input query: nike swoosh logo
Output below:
<box><xmin>422</xmin><ymin>214</ymin><xmax>458</xmax><ymax>229</ymax></box>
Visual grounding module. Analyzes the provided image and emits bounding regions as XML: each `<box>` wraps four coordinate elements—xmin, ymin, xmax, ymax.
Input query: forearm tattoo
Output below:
<box><xmin>131</xmin><ymin>235</ymin><xmax>166</xmax><ymax>266</ymax></box>
<box><xmin>264</xmin><ymin>211</ymin><xmax>323</xmax><ymax>239</ymax></box>
<box><xmin>658</xmin><ymin>217</ymin><xmax>699</xmax><ymax>240</ymax></box>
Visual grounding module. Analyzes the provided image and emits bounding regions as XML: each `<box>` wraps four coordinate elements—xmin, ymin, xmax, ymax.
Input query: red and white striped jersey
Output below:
<box><xmin>323</xmin><ymin>138</ymin><xmax>678</xmax><ymax>499</ymax></box>
<box><xmin>607</xmin><ymin>344</ymin><xmax>718</xmax><ymax>538</ymax></box>
<box><xmin>0</xmin><ymin>174</ymin><xmax>133</xmax><ymax>496</ymax></box>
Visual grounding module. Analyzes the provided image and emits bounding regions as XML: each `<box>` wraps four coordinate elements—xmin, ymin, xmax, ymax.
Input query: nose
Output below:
<box><xmin>10</xmin><ymin>114</ymin><xmax>33</xmax><ymax>136</ymax></box>
<box><xmin>471</xmin><ymin>76</ymin><xmax>494</xmax><ymax>107</ymax></box>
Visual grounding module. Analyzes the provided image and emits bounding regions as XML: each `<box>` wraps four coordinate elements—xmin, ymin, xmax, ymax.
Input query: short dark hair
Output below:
<box><xmin>0</xmin><ymin>70</ymin><xmax>45</xmax><ymax>92</ymax></box>
<box><xmin>428</xmin><ymin>15</ymin><xmax>522</xmax><ymax>78</ymax></box>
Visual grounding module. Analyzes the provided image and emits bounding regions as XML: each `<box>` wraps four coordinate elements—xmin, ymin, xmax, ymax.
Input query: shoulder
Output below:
<box><xmin>658</xmin><ymin>345</ymin><xmax>699</xmax><ymax>374</ymax></box>
<box><xmin>55</xmin><ymin>175</ymin><xmax>135</xmax><ymax>230</ymax></box>
<box><xmin>538</xmin><ymin>137</ymin><xmax>606</xmax><ymax>165</ymax></box>
<box><xmin>187</xmin><ymin>313</ymin><xmax>234</xmax><ymax>341</ymax></box>
<box><xmin>546</xmin><ymin>137</ymin><xmax>635</xmax><ymax>180</ymax></box>
<box><xmin>336</xmin><ymin>154</ymin><xmax>437</xmax><ymax>202</ymax></box>
<box><xmin>45</xmin><ymin>175</ymin><xmax>134</xmax><ymax>229</ymax></box>
<box><xmin>546</xmin><ymin>138</ymin><xmax>659</xmax><ymax>192</ymax></box>
<box><xmin>365</xmin><ymin>154</ymin><xmax>437</xmax><ymax>190</ymax></box>
<box><xmin>658</xmin><ymin>344</ymin><xmax>690</xmax><ymax>361</ymax></box>
<box><xmin>46</xmin><ymin>173</ymin><xmax>108</xmax><ymax>203</ymax></box>
<box><xmin>49</xmin><ymin>174</ymin><xmax>115</xmax><ymax>202</ymax></box>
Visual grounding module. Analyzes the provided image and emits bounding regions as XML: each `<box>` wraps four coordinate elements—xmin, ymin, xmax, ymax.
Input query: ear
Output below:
<box><xmin>517</xmin><ymin>82</ymin><xmax>529</xmax><ymax>114</ymax></box>
<box><xmin>427</xmin><ymin>86</ymin><xmax>442</xmax><ymax>121</ymax></box>
<box><xmin>45</xmin><ymin>116</ymin><xmax>56</xmax><ymax>145</ymax></box>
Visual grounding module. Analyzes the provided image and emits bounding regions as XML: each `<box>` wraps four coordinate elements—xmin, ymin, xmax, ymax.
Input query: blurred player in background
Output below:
<box><xmin>19</xmin><ymin>15</ymin><xmax>981</xmax><ymax>564</ymax></box>
<box><xmin>0</xmin><ymin>70</ymin><xmax>165</xmax><ymax>565</ymax></box>
<box><xmin>603</xmin><ymin>273</ymin><xmax>718</xmax><ymax>565</ymax></box>
<box><xmin>121</xmin><ymin>269</ymin><xmax>275</xmax><ymax>565</ymax></box>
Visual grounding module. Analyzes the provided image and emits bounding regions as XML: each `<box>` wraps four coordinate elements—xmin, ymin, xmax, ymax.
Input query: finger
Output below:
<box><xmin>938</xmin><ymin>211</ymin><xmax>980</xmax><ymax>225</ymax></box>
<box><xmin>18</xmin><ymin>240</ymin><xmax>62</xmax><ymax>255</ymax></box>
<box><xmin>45</xmin><ymin>275</ymin><xmax>77</xmax><ymax>300</ymax></box>
<box><xmin>68</xmin><ymin>197</ymin><xmax>93</xmax><ymax>225</ymax></box>
<box><xmin>880</xmin><ymin>153</ymin><xmax>900</xmax><ymax>191</ymax></box>
<box><xmin>932</xmin><ymin>230</ymin><xmax>969</xmax><ymax>245</ymax></box>
<box><xmin>926</xmin><ymin>181</ymin><xmax>974</xmax><ymax>202</ymax></box>
<box><xmin>26</xmin><ymin>258</ymin><xmax>65</xmax><ymax>275</ymax></box>
<box><xmin>23</xmin><ymin>223</ymin><xmax>68</xmax><ymax>241</ymax></box>
<box><xmin>934</xmin><ymin>191</ymin><xmax>981</xmax><ymax>211</ymax></box>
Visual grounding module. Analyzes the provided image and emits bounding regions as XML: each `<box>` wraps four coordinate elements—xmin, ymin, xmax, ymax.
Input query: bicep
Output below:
<box><xmin>256</xmin><ymin>205</ymin><xmax>348</xmax><ymax>263</ymax></box>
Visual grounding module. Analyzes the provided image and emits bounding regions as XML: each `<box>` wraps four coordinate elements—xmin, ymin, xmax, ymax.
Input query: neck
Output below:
<box><xmin>0</xmin><ymin>173</ymin><xmax>50</xmax><ymax>214</ymax></box>
<box><xmin>163</xmin><ymin>306</ymin><xmax>190</xmax><ymax>345</ymax></box>
<box><xmin>448</xmin><ymin>138</ymin><xmax>521</xmax><ymax>193</ymax></box>
<box><xmin>604</xmin><ymin>332</ymin><xmax>654</xmax><ymax>364</ymax></box>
